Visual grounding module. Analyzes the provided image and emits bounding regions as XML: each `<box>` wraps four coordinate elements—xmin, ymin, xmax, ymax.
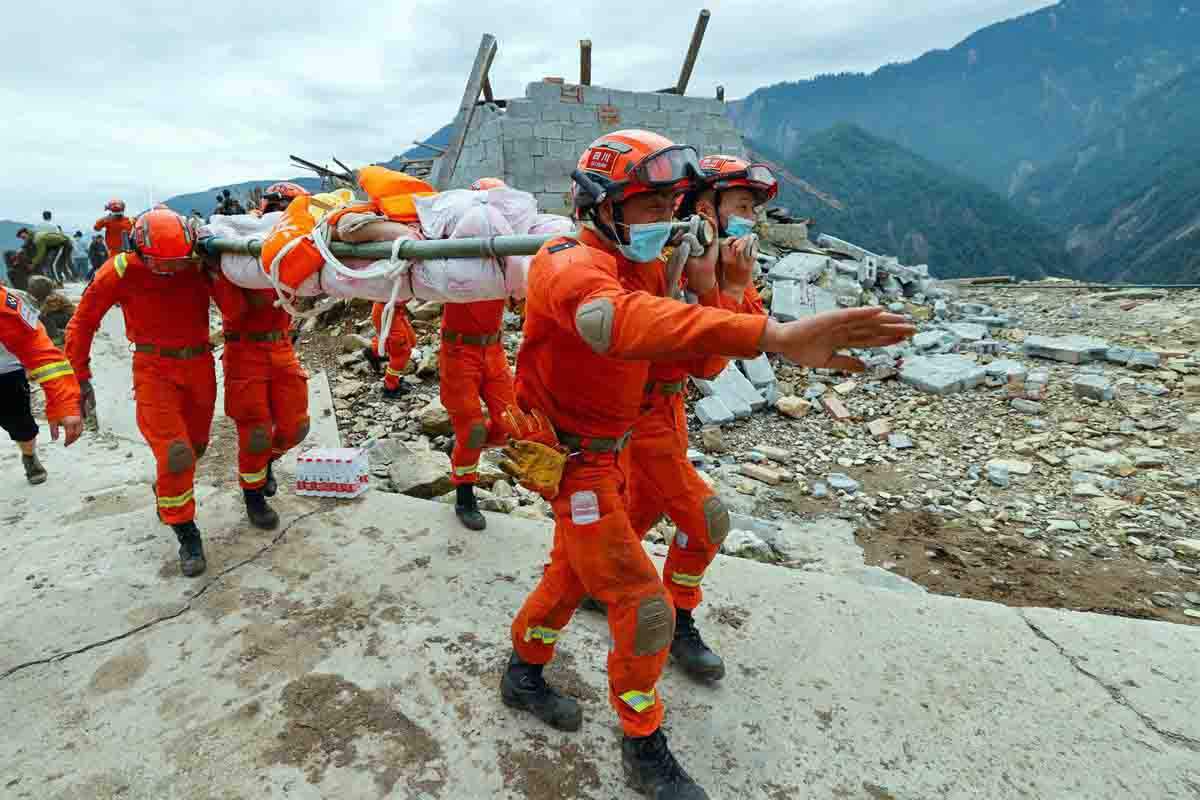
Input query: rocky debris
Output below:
<box><xmin>1023</xmin><ymin>334</ymin><xmax>1111</xmax><ymax>364</ymax></box>
<box><xmin>776</xmin><ymin>396</ymin><xmax>812</xmax><ymax>419</ymax></box>
<box><xmin>386</xmin><ymin>443</ymin><xmax>455</xmax><ymax>499</ymax></box>
<box><xmin>419</xmin><ymin>398</ymin><xmax>454</xmax><ymax>437</ymax></box>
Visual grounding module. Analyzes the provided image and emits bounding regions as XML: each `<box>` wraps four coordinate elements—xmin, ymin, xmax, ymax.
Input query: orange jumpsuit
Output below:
<box><xmin>212</xmin><ymin>275</ymin><xmax>310</xmax><ymax>490</ymax></box>
<box><xmin>439</xmin><ymin>300</ymin><xmax>516</xmax><ymax>486</ymax></box>
<box><xmin>625</xmin><ymin>284</ymin><xmax>765</xmax><ymax>612</ymax></box>
<box><xmin>66</xmin><ymin>252</ymin><xmax>215</xmax><ymax>524</ymax></box>
<box><xmin>509</xmin><ymin>229</ymin><xmax>766</xmax><ymax>737</ymax></box>
<box><xmin>370</xmin><ymin>302</ymin><xmax>416</xmax><ymax>391</ymax></box>
<box><xmin>93</xmin><ymin>215</ymin><xmax>133</xmax><ymax>257</ymax></box>
<box><xmin>0</xmin><ymin>286</ymin><xmax>80</xmax><ymax>422</ymax></box>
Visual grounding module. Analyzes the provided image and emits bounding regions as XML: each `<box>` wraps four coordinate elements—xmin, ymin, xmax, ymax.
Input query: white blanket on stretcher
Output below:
<box><xmin>205</xmin><ymin>188</ymin><xmax>574</xmax><ymax>304</ymax></box>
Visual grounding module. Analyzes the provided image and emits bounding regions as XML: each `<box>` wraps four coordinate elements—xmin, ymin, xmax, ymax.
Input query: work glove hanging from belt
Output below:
<box><xmin>79</xmin><ymin>379</ymin><xmax>99</xmax><ymax>431</ymax></box>
<box><xmin>499</xmin><ymin>407</ymin><xmax>567</xmax><ymax>500</ymax></box>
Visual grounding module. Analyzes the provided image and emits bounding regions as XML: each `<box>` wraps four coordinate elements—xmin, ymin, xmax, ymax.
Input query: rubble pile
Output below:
<box><xmin>300</xmin><ymin>225</ymin><xmax>1200</xmax><ymax>624</ymax></box>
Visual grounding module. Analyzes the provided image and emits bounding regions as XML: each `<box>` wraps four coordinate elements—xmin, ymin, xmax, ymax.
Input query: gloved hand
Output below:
<box><xmin>499</xmin><ymin>407</ymin><xmax>568</xmax><ymax>499</ymax></box>
<box><xmin>79</xmin><ymin>379</ymin><xmax>99</xmax><ymax>430</ymax></box>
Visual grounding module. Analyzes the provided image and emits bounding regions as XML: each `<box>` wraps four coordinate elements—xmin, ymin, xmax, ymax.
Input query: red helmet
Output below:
<box><xmin>470</xmin><ymin>177</ymin><xmax>507</xmax><ymax>191</ymax></box>
<box><xmin>698</xmin><ymin>156</ymin><xmax>778</xmax><ymax>204</ymax></box>
<box><xmin>132</xmin><ymin>209</ymin><xmax>199</xmax><ymax>274</ymax></box>
<box><xmin>105</xmin><ymin>199</ymin><xmax>126</xmax><ymax>213</ymax></box>
<box><xmin>261</xmin><ymin>182</ymin><xmax>306</xmax><ymax>213</ymax></box>
<box><xmin>572</xmin><ymin>130</ymin><xmax>702</xmax><ymax>216</ymax></box>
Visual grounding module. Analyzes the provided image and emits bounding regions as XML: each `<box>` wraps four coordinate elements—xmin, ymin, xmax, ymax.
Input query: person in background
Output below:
<box><xmin>17</xmin><ymin>227</ymin><xmax>72</xmax><ymax>285</ymax></box>
<box><xmin>87</xmin><ymin>234</ymin><xmax>108</xmax><ymax>282</ymax></box>
<box><xmin>4</xmin><ymin>250</ymin><xmax>31</xmax><ymax>292</ymax></box>
<box><xmin>0</xmin><ymin>282</ymin><xmax>82</xmax><ymax>485</ymax></box>
<box><xmin>36</xmin><ymin>210</ymin><xmax>63</xmax><ymax>234</ymax></box>
<box><xmin>24</xmin><ymin>275</ymin><xmax>75</xmax><ymax>346</ymax></box>
<box><xmin>94</xmin><ymin>200</ymin><xmax>133</xmax><ymax>258</ymax></box>
<box><xmin>72</xmin><ymin>231</ymin><xmax>89</xmax><ymax>280</ymax></box>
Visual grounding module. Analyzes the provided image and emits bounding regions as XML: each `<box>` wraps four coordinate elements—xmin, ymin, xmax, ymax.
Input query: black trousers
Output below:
<box><xmin>0</xmin><ymin>369</ymin><xmax>38</xmax><ymax>443</ymax></box>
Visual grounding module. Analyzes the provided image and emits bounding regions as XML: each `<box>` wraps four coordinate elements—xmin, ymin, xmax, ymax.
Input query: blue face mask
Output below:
<box><xmin>724</xmin><ymin>215</ymin><xmax>755</xmax><ymax>238</ymax></box>
<box><xmin>617</xmin><ymin>221</ymin><xmax>673</xmax><ymax>263</ymax></box>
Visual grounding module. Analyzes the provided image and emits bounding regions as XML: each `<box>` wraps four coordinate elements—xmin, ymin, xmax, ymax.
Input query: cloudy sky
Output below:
<box><xmin>2</xmin><ymin>0</ymin><xmax>1052</xmax><ymax>232</ymax></box>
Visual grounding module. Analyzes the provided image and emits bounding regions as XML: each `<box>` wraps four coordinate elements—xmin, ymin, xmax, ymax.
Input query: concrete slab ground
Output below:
<box><xmin>2</xmin><ymin>286</ymin><xmax>1199</xmax><ymax>799</ymax></box>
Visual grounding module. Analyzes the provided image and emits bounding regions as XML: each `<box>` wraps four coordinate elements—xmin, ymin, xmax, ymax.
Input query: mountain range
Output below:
<box><xmin>154</xmin><ymin>2</ymin><xmax>1200</xmax><ymax>284</ymax></box>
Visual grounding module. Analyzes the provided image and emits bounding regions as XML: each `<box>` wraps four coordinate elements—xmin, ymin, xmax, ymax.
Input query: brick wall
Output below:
<box><xmin>447</xmin><ymin>80</ymin><xmax>746</xmax><ymax>214</ymax></box>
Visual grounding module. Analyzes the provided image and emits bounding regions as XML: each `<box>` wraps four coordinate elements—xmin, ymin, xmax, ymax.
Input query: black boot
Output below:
<box><xmin>263</xmin><ymin>460</ymin><xmax>277</xmax><ymax>498</ymax></box>
<box><xmin>362</xmin><ymin>346</ymin><xmax>386</xmax><ymax>375</ymax></box>
<box><xmin>622</xmin><ymin>728</ymin><xmax>709</xmax><ymax>800</ymax></box>
<box><xmin>579</xmin><ymin>596</ymin><xmax>607</xmax><ymax>615</ymax></box>
<box><xmin>243</xmin><ymin>488</ymin><xmax>280</xmax><ymax>530</ymax></box>
<box><xmin>671</xmin><ymin>608</ymin><xmax>725</xmax><ymax>681</ymax></box>
<box><xmin>500</xmin><ymin>650</ymin><xmax>583</xmax><ymax>731</ymax></box>
<box><xmin>172</xmin><ymin>522</ymin><xmax>207</xmax><ymax>578</ymax></box>
<box><xmin>381</xmin><ymin>383</ymin><xmax>408</xmax><ymax>402</ymax></box>
<box><xmin>22</xmin><ymin>453</ymin><xmax>47</xmax><ymax>485</ymax></box>
<box><xmin>455</xmin><ymin>484</ymin><xmax>486</xmax><ymax>531</ymax></box>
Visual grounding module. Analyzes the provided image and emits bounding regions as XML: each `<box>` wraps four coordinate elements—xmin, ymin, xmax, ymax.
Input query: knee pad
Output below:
<box><xmin>166</xmin><ymin>440</ymin><xmax>195</xmax><ymax>474</ymax></box>
<box><xmin>193</xmin><ymin>441</ymin><xmax>208</xmax><ymax>460</ymax></box>
<box><xmin>466</xmin><ymin>421</ymin><xmax>488</xmax><ymax>450</ymax></box>
<box><xmin>703</xmin><ymin>495</ymin><xmax>730</xmax><ymax>548</ymax></box>
<box><xmin>248</xmin><ymin>425</ymin><xmax>271</xmax><ymax>455</ymax></box>
<box><xmin>291</xmin><ymin>418</ymin><xmax>311</xmax><ymax>448</ymax></box>
<box><xmin>633</xmin><ymin>594</ymin><xmax>674</xmax><ymax>656</ymax></box>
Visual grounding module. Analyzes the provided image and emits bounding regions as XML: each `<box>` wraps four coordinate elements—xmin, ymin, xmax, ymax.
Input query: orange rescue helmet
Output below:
<box><xmin>132</xmin><ymin>208</ymin><xmax>199</xmax><ymax>274</ymax></box>
<box><xmin>105</xmin><ymin>199</ymin><xmax>126</xmax><ymax>213</ymax></box>
<box><xmin>572</xmin><ymin>130</ymin><xmax>702</xmax><ymax>213</ymax></box>
<box><xmin>470</xmin><ymin>177</ymin><xmax>507</xmax><ymax>190</ymax></box>
<box><xmin>698</xmin><ymin>155</ymin><xmax>778</xmax><ymax>204</ymax></box>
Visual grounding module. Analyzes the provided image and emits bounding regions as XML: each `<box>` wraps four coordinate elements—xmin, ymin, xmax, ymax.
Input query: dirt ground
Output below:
<box><xmin>857</xmin><ymin>511</ymin><xmax>1200</xmax><ymax>626</ymax></box>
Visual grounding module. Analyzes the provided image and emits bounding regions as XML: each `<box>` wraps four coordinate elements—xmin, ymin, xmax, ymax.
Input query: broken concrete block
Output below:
<box><xmin>964</xmin><ymin>340</ymin><xmax>1003</xmax><ymax>356</ymax></box>
<box><xmin>776</xmin><ymin>396</ymin><xmax>812</xmax><ymax>419</ymax></box>
<box><xmin>740</xmin><ymin>354</ymin><xmax>777</xmax><ymax>389</ymax></box>
<box><xmin>899</xmin><ymin>355</ymin><xmax>987</xmax><ymax>396</ymax></box>
<box><xmin>822</xmin><ymin>396</ymin><xmax>852</xmax><ymax>421</ymax></box>
<box><xmin>1011</xmin><ymin>399</ymin><xmax>1043</xmax><ymax>415</ymax></box>
<box><xmin>867</xmin><ymin>419</ymin><xmax>892</xmax><ymax>439</ymax></box>
<box><xmin>696</xmin><ymin>396</ymin><xmax>735</xmax><ymax>426</ymax></box>
<box><xmin>767</xmin><ymin>252</ymin><xmax>828</xmax><ymax>284</ymax></box>
<box><xmin>958</xmin><ymin>303</ymin><xmax>991</xmax><ymax>317</ymax></box>
<box><xmin>913</xmin><ymin>331</ymin><xmax>945</xmax><ymax>351</ymax></box>
<box><xmin>986</xmin><ymin>359</ymin><xmax>1027</xmax><ymax>384</ymax></box>
<box><xmin>816</xmin><ymin>234</ymin><xmax>879</xmax><ymax>262</ymax></box>
<box><xmin>741</xmin><ymin>463</ymin><xmax>783</xmax><ymax>485</ymax></box>
<box><xmin>963</xmin><ymin>315</ymin><xmax>1012</xmax><ymax>328</ymax></box>
<box><xmin>944</xmin><ymin>322</ymin><xmax>988</xmax><ymax>342</ymax></box>
<box><xmin>857</xmin><ymin>259</ymin><xmax>878</xmax><ymax>287</ymax></box>
<box><xmin>880</xmin><ymin>276</ymin><xmax>904</xmax><ymax>298</ymax></box>
<box><xmin>933</xmin><ymin>300</ymin><xmax>949</xmax><ymax>318</ymax></box>
<box><xmin>1072</xmin><ymin>375</ymin><xmax>1115</xmax><ymax>402</ymax></box>
<box><xmin>753</xmin><ymin>444</ymin><xmax>792</xmax><ymax>464</ymax></box>
<box><xmin>716</xmin><ymin>364</ymin><xmax>766</xmax><ymax>412</ymax></box>
<box><xmin>1023</xmin><ymin>334</ymin><xmax>1110</xmax><ymax>364</ymax></box>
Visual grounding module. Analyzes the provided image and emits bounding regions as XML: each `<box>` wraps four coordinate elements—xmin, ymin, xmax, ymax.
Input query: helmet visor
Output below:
<box><xmin>713</xmin><ymin>163</ymin><xmax>778</xmax><ymax>194</ymax></box>
<box><xmin>144</xmin><ymin>255</ymin><xmax>199</xmax><ymax>275</ymax></box>
<box><xmin>631</xmin><ymin>145</ymin><xmax>703</xmax><ymax>189</ymax></box>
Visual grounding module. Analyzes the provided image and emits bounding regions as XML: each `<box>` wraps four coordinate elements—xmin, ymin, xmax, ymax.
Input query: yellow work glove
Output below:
<box><xmin>500</xmin><ymin>440</ymin><xmax>568</xmax><ymax>500</ymax></box>
<box><xmin>499</xmin><ymin>406</ymin><xmax>568</xmax><ymax>499</ymax></box>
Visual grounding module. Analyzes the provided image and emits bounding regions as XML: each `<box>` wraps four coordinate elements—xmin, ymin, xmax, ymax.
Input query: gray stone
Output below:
<box><xmin>816</xmin><ymin>234</ymin><xmax>880</xmax><ymax>262</ymax></box>
<box><xmin>986</xmin><ymin>463</ymin><xmax>1010</xmax><ymax>488</ymax></box>
<box><xmin>767</xmin><ymin>252</ymin><xmax>828</xmax><ymax>283</ymax></box>
<box><xmin>1072</xmin><ymin>375</ymin><xmax>1115</xmax><ymax>402</ymax></box>
<box><xmin>888</xmin><ymin>433</ymin><xmax>914</xmax><ymax>450</ymax></box>
<box><xmin>332</xmin><ymin>380</ymin><xmax>364</xmax><ymax>400</ymax></box>
<box><xmin>1135</xmin><ymin>545</ymin><xmax>1175</xmax><ymax>562</ymax></box>
<box><xmin>963</xmin><ymin>316</ymin><xmax>1012</xmax><ymax>328</ymax></box>
<box><xmin>811</xmin><ymin>482</ymin><xmax>830</xmax><ymax>498</ymax></box>
<box><xmin>803</xmin><ymin>383</ymin><xmax>827</xmax><ymax>401</ymax></box>
<box><xmin>933</xmin><ymin>300</ymin><xmax>949</xmax><ymax>318</ymax></box>
<box><xmin>1066</xmin><ymin>449</ymin><xmax>1134</xmax><ymax>476</ymax></box>
<box><xmin>1170</xmin><ymin>539</ymin><xmax>1200</xmax><ymax>561</ymax></box>
<box><xmin>1023</xmin><ymin>335</ymin><xmax>1110</xmax><ymax>364</ymax></box>
<box><xmin>827</xmin><ymin>473</ymin><xmax>861</xmax><ymax>494</ymax></box>
<box><xmin>721</xmin><ymin>529</ymin><xmax>775</xmax><ymax>561</ymax></box>
<box><xmin>715</xmin><ymin>364</ymin><xmax>765</xmax><ymax>413</ymax></box>
<box><xmin>1125</xmin><ymin>448</ymin><xmax>1169</xmax><ymax>468</ymax></box>
<box><xmin>944</xmin><ymin>323</ymin><xmax>988</xmax><ymax>342</ymax></box>
<box><xmin>1097</xmin><ymin>288</ymin><xmax>1167</xmax><ymax>302</ymax></box>
<box><xmin>913</xmin><ymin>331</ymin><xmax>948</xmax><ymax>351</ymax></box>
<box><xmin>387</xmin><ymin>444</ymin><xmax>454</xmax><ymax>499</ymax></box>
<box><xmin>419</xmin><ymin>398</ymin><xmax>454</xmax><ymax>437</ymax></box>
<box><xmin>1136</xmin><ymin>382</ymin><xmax>1170</xmax><ymax>397</ymax></box>
<box><xmin>696</xmin><ymin>396</ymin><xmax>735</xmax><ymax>426</ymax></box>
<box><xmin>900</xmin><ymin>355</ymin><xmax>987</xmax><ymax>396</ymax></box>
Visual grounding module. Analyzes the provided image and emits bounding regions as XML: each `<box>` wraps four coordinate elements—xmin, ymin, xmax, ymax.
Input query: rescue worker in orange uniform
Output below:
<box><xmin>93</xmin><ymin>199</ymin><xmax>133</xmax><ymax>257</ymax></box>
<box><xmin>363</xmin><ymin>301</ymin><xmax>417</xmax><ymax>400</ymax></box>
<box><xmin>211</xmin><ymin>270</ymin><xmax>310</xmax><ymax>531</ymax></box>
<box><xmin>499</xmin><ymin>131</ymin><xmax>915</xmax><ymax>799</ymax></box>
<box><xmin>66</xmin><ymin>209</ymin><xmax>216</xmax><ymax>577</ymax></box>
<box><xmin>0</xmin><ymin>284</ymin><xmax>83</xmax><ymax>483</ymax></box>
<box><xmin>437</xmin><ymin>176</ymin><xmax>518</xmax><ymax>531</ymax></box>
<box><xmin>622</xmin><ymin>156</ymin><xmax>777</xmax><ymax>682</ymax></box>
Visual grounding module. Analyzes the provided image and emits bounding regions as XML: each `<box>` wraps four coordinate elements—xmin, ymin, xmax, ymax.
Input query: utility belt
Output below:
<box><xmin>224</xmin><ymin>330</ymin><xmax>287</xmax><ymax>344</ymax></box>
<box><xmin>645</xmin><ymin>379</ymin><xmax>685</xmax><ymax>396</ymax></box>
<box><xmin>132</xmin><ymin>343</ymin><xmax>210</xmax><ymax>359</ymax></box>
<box><xmin>442</xmin><ymin>329</ymin><xmax>502</xmax><ymax>347</ymax></box>
<box><xmin>557</xmin><ymin>428</ymin><xmax>633</xmax><ymax>455</ymax></box>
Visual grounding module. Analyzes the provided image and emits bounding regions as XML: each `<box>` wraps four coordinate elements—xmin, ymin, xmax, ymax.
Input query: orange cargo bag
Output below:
<box><xmin>358</xmin><ymin>165</ymin><xmax>436</xmax><ymax>223</ymax></box>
